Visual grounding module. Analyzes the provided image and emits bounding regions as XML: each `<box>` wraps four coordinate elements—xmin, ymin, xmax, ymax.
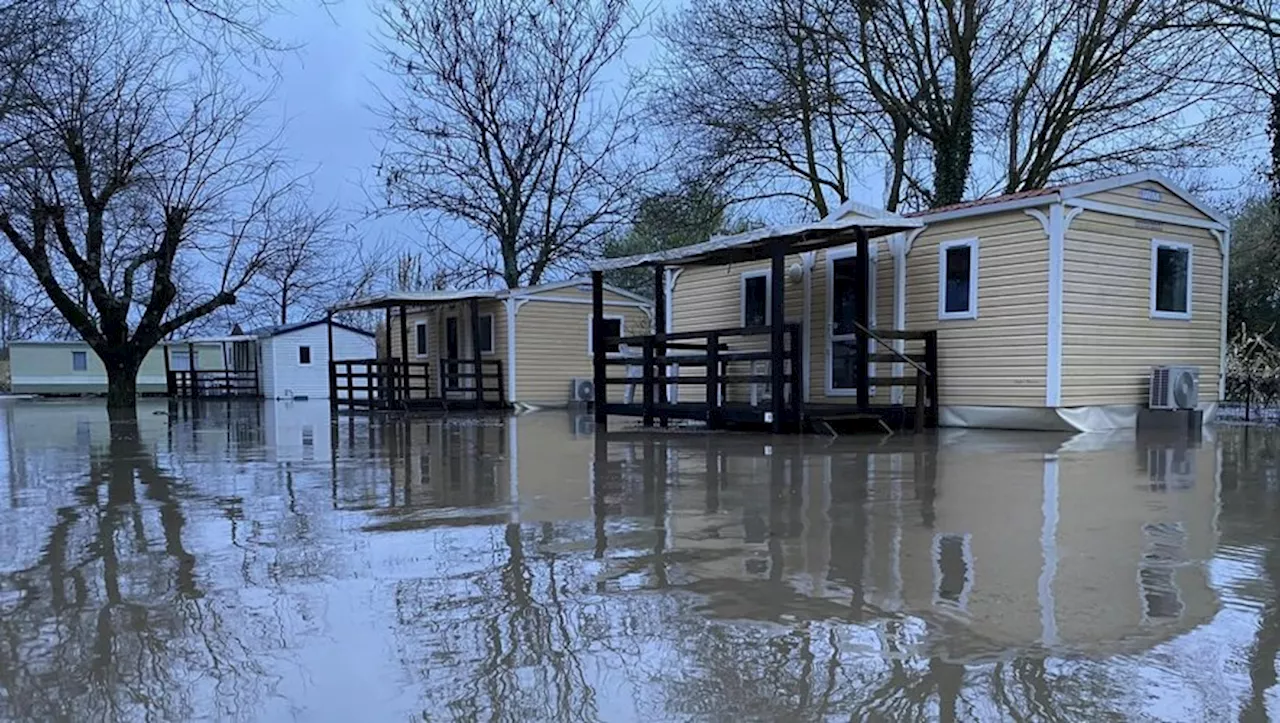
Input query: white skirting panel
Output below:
<box><xmin>940</xmin><ymin>403</ymin><xmax>1218</xmax><ymax>432</ymax></box>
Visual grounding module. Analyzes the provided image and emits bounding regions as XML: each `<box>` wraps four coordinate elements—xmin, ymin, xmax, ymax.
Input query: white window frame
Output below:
<box><xmin>71</xmin><ymin>350</ymin><xmax>87</xmax><ymax>372</ymax></box>
<box><xmin>740</xmin><ymin>269</ymin><xmax>771</xmax><ymax>327</ymax></box>
<box><xmin>937</xmin><ymin>238</ymin><xmax>979</xmax><ymax>320</ymax></box>
<box><xmin>478</xmin><ymin>313</ymin><xmax>496</xmax><ymax>355</ymax></box>
<box><xmin>1149</xmin><ymin>239</ymin><xmax>1193</xmax><ymax>320</ymax></box>
<box><xmin>413</xmin><ymin>320</ymin><xmax>428</xmax><ymax>357</ymax></box>
<box><xmin>587</xmin><ymin>313</ymin><xmax>626</xmax><ymax>357</ymax></box>
<box><xmin>298</xmin><ymin>345</ymin><xmax>312</xmax><ymax>366</ymax></box>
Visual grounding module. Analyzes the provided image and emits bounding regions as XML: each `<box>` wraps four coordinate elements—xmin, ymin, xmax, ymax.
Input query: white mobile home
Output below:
<box><xmin>248</xmin><ymin>320</ymin><xmax>375</xmax><ymax>401</ymax></box>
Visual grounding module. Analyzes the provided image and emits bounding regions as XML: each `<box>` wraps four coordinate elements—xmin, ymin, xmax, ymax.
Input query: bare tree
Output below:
<box><xmin>246</xmin><ymin>205</ymin><xmax>346</xmax><ymax>326</ymax></box>
<box><xmin>827</xmin><ymin>0</ymin><xmax>1027</xmax><ymax>208</ymax></box>
<box><xmin>653</xmin><ymin>0</ymin><xmax>868</xmax><ymax>218</ymax></box>
<box><xmin>0</xmin><ymin>2</ymin><xmax>312</xmax><ymax>410</ymax></box>
<box><xmin>993</xmin><ymin>0</ymin><xmax>1245</xmax><ymax>194</ymax></box>
<box><xmin>374</xmin><ymin>0</ymin><xmax>658</xmax><ymax>289</ymax></box>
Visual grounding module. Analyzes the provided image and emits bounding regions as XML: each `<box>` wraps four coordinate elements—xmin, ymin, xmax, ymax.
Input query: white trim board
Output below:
<box><xmin>1064</xmin><ymin>198</ymin><xmax>1226</xmax><ymax>234</ymax></box>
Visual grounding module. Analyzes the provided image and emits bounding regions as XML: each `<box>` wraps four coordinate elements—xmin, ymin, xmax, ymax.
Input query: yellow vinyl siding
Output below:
<box><xmin>1061</xmin><ymin>211</ymin><xmax>1222</xmax><ymax>407</ymax></box>
<box><xmin>388</xmin><ymin>299</ymin><xmax>508</xmax><ymax>398</ymax></box>
<box><xmin>1078</xmin><ymin>181</ymin><xmax>1208</xmax><ymax>222</ymax></box>
<box><xmin>905</xmin><ymin>211</ymin><xmax>1049</xmax><ymax>407</ymax></box>
<box><xmin>671</xmin><ymin>261</ymin><xmax>805</xmax><ymax>404</ymax></box>
<box><xmin>514</xmin><ymin>289</ymin><xmax>649</xmax><ymax>405</ymax></box>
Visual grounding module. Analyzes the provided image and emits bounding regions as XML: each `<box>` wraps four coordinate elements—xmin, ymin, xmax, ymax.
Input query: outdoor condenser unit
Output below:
<box><xmin>570</xmin><ymin>377</ymin><xmax>595</xmax><ymax>403</ymax></box>
<box><xmin>1149</xmin><ymin>366</ymin><xmax>1199</xmax><ymax>411</ymax></box>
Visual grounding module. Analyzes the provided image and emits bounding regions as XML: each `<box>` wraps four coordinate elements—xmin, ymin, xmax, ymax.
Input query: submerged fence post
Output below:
<box><xmin>642</xmin><ymin>336</ymin><xmax>655</xmax><ymax>428</ymax></box>
<box><xmin>706</xmin><ymin>331</ymin><xmax>720</xmax><ymax>430</ymax></box>
<box><xmin>591</xmin><ymin>271</ymin><xmax>608</xmax><ymax>428</ymax></box>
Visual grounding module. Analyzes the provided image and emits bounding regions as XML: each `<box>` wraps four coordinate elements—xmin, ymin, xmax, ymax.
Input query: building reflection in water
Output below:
<box><xmin>0</xmin><ymin>399</ymin><xmax>1267</xmax><ymax>721</ymax></box>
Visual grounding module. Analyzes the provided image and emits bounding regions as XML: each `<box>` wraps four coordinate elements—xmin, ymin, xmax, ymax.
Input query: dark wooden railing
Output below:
<box><xmin>330</xmin><ymin>358</ymin><xmax>432</xmax><ymax>408</ymax></box>
<box><xmin>168</xmin><ymin>369</ymin><xmax>259</xmax><ymax>398</ymax></box>
<box><xmin>439</xmin><ymin>358</ymin><xmax>505</xmax><ymax>405</ymax></box>
<box><xmin>855</xmin><ymin>324</ymin><xmax>939</xmax><ymax>431</ymax></box>
<box><xmin>602</xmin><ymin>323</ymin><xmax>805</xmax><ymax>428</ymax></box>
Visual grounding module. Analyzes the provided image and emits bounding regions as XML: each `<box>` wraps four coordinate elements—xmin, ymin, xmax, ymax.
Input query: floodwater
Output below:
<box><xmin>0</xmin><ymin>402</ymin><xmax>1278</xmax><ymax>722</ymax></box>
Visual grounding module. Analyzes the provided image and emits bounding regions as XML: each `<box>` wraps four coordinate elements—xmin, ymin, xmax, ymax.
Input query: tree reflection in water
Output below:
<box><xmin>0</xmin><ymin>406</ymin><xmax>1271</xmax><ymax>720</ymax></box>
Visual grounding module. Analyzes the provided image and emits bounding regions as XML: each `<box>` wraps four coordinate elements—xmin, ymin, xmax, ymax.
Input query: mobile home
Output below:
<box><xmin>9</xmin><ymin>340</ymin><xmax>226</xmax><ymax>396</ymax></box>
<box><xmin>589</xmin><ymin>172</ymin><xmax>1227</xmax><ymax>432</ymax></box>
<box><xmin>329</xmin><ymin>279</ymin><xmax>652</xmax><ymax>411</ymax></box>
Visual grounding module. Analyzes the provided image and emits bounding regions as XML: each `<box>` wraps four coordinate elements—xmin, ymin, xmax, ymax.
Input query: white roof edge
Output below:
<box><xmin>822</xmin><ymin>198</ymin><xmax>898</xmax><ymax>222</ymax></box>
<box><xmin>1057</xmin><ymin>170</ymin><xmax>1230</xmax><ymax>228</ymax></box>
<box><xmin>329</xmin><ymin>277</ymin><xmax>651</xmax><ymax>313</ymax></box>
<box><xmin>169</xmin><ymin>335</ymin><xmax>256</xmax><ymax>344</ymax></box>
<box><xmin>589</xmin><ymin>214</ymin><xmax>922</xmax><ymax>272</ymax></box>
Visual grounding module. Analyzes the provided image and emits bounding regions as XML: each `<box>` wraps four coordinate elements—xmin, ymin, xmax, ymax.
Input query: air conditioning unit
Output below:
<box><xmin>570</xmin><ymin>377</ymin><xmax>595</xmax><ymax>403</ymax></box>
<box><xmin>1149</xmin><ymin>366</ymin><xmax>1199</xmax><ymax>410</ymax></box>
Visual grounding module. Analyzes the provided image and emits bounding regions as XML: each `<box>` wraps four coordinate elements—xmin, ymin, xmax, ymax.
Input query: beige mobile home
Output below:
<box><xmin>330</xmin><ymin>279</ymin><xmax>651</xmax><ymax>410</ymax></box>
<box><xmin>591</xmin><ymin>172</ymin><xmax>1226</xmax><ymax>432</ymax></box>
<box><xmin>9</xmin><ymin>340</ymin><xmax>227</xmax><ymax>396</ymax></box>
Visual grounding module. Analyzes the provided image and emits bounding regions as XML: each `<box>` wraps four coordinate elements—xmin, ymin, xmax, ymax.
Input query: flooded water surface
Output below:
<box><xmin>2</xmin><ymin>400</ymin><xmax>1279</xmax><ymax>721</ymax></box>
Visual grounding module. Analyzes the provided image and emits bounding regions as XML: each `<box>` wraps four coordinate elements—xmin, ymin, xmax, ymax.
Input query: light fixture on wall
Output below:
<box><xmin>786</xmin><ymin>262</ymin><xmax>804</xmax><ymax>284</ymax></box>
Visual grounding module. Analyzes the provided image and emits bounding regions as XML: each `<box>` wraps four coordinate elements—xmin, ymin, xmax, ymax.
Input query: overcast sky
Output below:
<box><xmin>254</xmin><ymin>0</ymin><xmax>1267</xmax><ymax>268</ymax></box>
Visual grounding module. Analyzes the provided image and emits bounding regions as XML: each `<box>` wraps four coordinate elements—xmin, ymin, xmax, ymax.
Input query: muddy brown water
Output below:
<box><xmin>0</xmin><ymin>399</ymin><xmax>1278</xmax><ymax>721</ymax></box>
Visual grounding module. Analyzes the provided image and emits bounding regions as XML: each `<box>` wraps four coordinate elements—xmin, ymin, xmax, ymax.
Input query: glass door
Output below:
<box><xmin>829</xmin><ymin>254</ymin><xmax>863</xmax><ymax>392</ymax></box>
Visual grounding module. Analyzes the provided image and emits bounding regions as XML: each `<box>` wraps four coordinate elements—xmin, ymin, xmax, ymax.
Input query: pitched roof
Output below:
<box><xmin>589</xmin><ymin>213</ymin><xmax>923</xmax><ymax>271</ymax></box>
<box><xmin>825</xmin><ymin>171</ymin><xmax>1227</xmax><ymax>229</ymax></box>
<box><xmin>903</xmin><ymin>187</ymin><xmax>1060</xmax><ymax>217</ymax></box>
<box><xmin>244</xmin><ymin>318</ymin><xmax>375</xmax><ymax>339</ymax></box>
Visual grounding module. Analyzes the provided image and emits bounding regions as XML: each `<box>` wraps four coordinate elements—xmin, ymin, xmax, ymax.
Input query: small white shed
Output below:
<box><xmin>249</xmin><ymin>320</ymin><xmax>375</xmax><ymax>401</ymax></box>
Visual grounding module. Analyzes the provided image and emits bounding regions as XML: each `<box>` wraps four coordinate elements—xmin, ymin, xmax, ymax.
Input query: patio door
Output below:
<box><xmin>827</xmin><ymin>251</ymin><xmax>872</xmax><ymax>394</ymax></box>
<box><xmin>444</xmin><ymin>316</ymin><xmax>461</xmax><ymax>390</ymax></box>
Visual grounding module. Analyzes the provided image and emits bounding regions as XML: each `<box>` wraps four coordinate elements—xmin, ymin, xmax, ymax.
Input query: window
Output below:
<box><xmin>933</xmin><ymin>533</ymin><xmax>972</xmax><ymax>609</ymax></box>
<box><xmin>741</xmin><ymin>270</ymin><xmax>770</xmax><ymax>326</ymax></box>
<box><xmin>298</xmin><ymin>346</ymin><xmax>312</xmax><ymax>365</ymax></box>
<box><xmin>588</xmin><ymin>315</ymin><xmax>625</xmax><ymax>355</ymax></box>
<box><xmin>938</xmin><ymin>239</ymin><xmax>978</xmax><ymax>319</ymax></box>
<box><xmin>71</xmin><ymin>351</ymin><xmax>87</xmax><ymax>372</ymax></box>
<box><xmin>1140</xmin><ymin>522</ymin><xmax>1185</xmax><ymax>620</ymax></box>
<box><xmin>478</xmin><ymin>314</ymin><xmax>495</xmax><ymax>354</ymax></box>
<box><xmin>1151</xmin><ymin>240</ymin><xmax>1192</xmax><ymax>319</ymax></box>
<box><xmin>415</xmin><ymin>322</ymin><xmax>427</xmax><ymax>356</ymax></box>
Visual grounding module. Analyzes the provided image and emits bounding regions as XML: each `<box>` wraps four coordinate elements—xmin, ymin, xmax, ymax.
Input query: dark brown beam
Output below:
<box><xmin>469</xmin><ymin>297</ymin><xmax>484</xmax><ymax>404</ymax></box>
<box><xmin>591</xmin><ymin>271</ymin><xmax>607</xmax><ymax>428</ymax></box>
<box><xmin>770</xmin><ymin>239</ymin><xmax>786</xmax><ymax>433</ymax></box>
<box><xmin>653</xmin><ymin>264</ymin><xmax>667</xmax><ymax>426</ymax></box>
<box><xmin>327</xmin><ymin>311</ymin><xmax>337</xmax><ymax>411</ymax></box>
<box><xmin>398</xmin><ymin>304</ymin><xmax>409</xmax><ymax>403</ymax></box>
<box><xmin>854</xmin><ymin>227</ymin><xmax>870</xmax><ymax>411</ymax></box>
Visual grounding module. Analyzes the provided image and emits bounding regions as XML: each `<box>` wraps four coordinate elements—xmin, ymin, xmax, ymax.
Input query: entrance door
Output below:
<box><xmin>444</xmin><ymin>316</ymin><xmax>461</xmax><ymax>390</ymax></box>
<box><xmin>828</xmin><ymin>252</ymin><xmax>870</xmax><ymax>393</ymax></box>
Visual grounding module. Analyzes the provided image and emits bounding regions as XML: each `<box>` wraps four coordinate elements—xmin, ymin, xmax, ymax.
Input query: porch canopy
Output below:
<box><xmin>325</xmin><ymin>288</ymin><xmax>508</xmax><ymax>411</ymax></box>
<box><xmin>587</xmin><ymin>212</ymin><xmax>921</xmax><ymax>271</ymax></box>
<box><xmin>586</xmin><ymin>210</ymin><xmax>923</xmax><ymax>433</ymax></box>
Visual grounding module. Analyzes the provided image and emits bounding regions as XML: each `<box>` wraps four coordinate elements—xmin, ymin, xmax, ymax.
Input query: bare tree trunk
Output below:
<box><xmin>103</xmin><ymin>354</ymin><xmax>142</xmax><ymax>410</ymax></box>
<box><xmin>1271</xmin><ymin>90</ymin><xmax>1280</xmax><ymax>204</ymax></box>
